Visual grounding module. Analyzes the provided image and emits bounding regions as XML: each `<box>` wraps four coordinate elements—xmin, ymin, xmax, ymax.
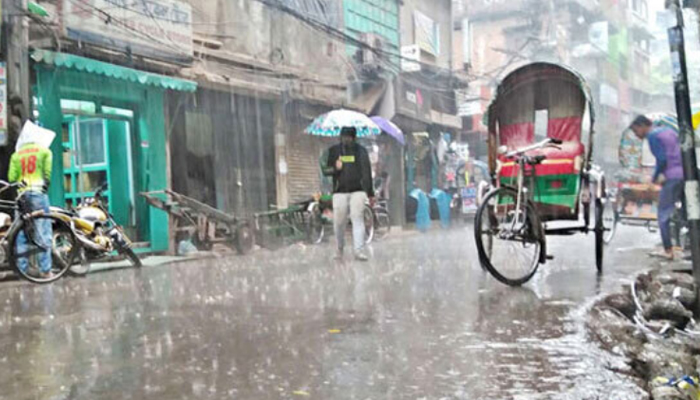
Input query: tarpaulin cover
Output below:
<box><xmin>429</xmin><ymin>189</ymin><xmax>451</xmax><ymax>229</ymax></box>
<box><xmin>409</xmin><ymin>189</ymin><xmax>431</xmax><ymax>232</ymax></box>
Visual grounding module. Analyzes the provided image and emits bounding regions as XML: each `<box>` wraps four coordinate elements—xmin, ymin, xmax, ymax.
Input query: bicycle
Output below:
<box><xmin>306</xmin><ymin>195</ymin><xmax>376</xmax><ymax>245</ymax></box>
<box><xmin>372</xmin><ymin>198</ymin><xmax>391</xmax><ymax>241</ymax></box>
<box><xmin>0</xmin><ymin>181</ymin><xmax>78</xmax><ymax>283</ymax></box>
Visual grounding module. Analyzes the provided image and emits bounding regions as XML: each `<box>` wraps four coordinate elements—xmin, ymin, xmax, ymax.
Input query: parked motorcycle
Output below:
<box><xmin>52</xmin><ymin>182</ymin><xmax>142</xmax><ymax>275</ymax></box>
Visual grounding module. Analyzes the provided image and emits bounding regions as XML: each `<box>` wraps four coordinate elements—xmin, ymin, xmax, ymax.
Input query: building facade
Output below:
<box><xmin>0</xmin><ymin>0</ymin><xmax>480</xmax><ymax>255</ymax></box>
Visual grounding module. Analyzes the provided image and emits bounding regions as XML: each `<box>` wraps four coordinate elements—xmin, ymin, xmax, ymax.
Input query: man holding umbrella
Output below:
<box><xmin>323</xmin><ymin>127</ymin><xmax>374</xmax><ymax>261</ymax></box>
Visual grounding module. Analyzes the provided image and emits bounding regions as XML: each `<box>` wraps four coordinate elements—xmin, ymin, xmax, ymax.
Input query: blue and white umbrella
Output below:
<box><xmin>648</xmin><ymin>113</ymin><xmax>679</xmax><ymax>133</ymax></box>
<box><xmin>305</xmin><ymin>109</ymin><xmax>381</xmax><ymax>138</ymax></box>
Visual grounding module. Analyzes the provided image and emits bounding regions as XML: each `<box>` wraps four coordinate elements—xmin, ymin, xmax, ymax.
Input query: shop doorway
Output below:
<box><xmin>60</xmin><ymin>102</ymin><xmax>138</xmax><ymax>240</ymax></box>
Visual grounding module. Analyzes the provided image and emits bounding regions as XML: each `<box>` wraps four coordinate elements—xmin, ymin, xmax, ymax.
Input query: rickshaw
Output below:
<box><xmin>614</xmin><ymin>114</ymin><xmax>679</xmax><ymax>230</ymax></box>
<box><xmin>474</xmin><ymin>63</ymin><xmax>608</xmax><ymax>286</ymax></box>
<box><xmin>615</xmin><ymin>113</ymin><xmax>700</xmax><ymax>251</ymax></box>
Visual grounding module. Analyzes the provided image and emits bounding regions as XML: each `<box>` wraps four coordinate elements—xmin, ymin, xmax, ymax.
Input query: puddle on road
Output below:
<box><xmin>458</xmin><ymin>299</ymin><xmax>644</xmax><ymax>400</ymax></box>
<box><xmin>0</xmin><ymin>228</ymin><xmax>651</xmax><ymax>399</ymax></box>
<box><xmin>382</xmin><ymin>285</ymin><xmax>647</xmax><ymax>400</ymax></box>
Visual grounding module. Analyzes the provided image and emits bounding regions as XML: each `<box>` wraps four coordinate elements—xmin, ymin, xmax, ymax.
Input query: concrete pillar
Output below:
<box><xmin>388</xmin><ymin>140</ymin><xmax>406</xmax><ymax>226</ymax></box>
<box><xmin>274</xmin><ymin>101</ymin><xmax>289</xmax><ymax>209</ymax></box>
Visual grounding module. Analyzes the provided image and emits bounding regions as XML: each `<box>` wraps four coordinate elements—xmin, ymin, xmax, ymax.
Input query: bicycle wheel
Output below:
<box><xmin>307</xmin><ymin>207</ymin><xmax>325</xmax><ymax>244</ymax></box>
<box><xmin>474</xmin><ymin>187</ymin><xmax>544</xmax><ymax>286</ymax></box>
<box><xmin>602</xmin><ymin>199</ymin><xmax>617</xmax><ymax>245</ymax></box>
<box><xmin>9</xmin><ymin>215</ymin><xmax>78</xmax><ymax>284</ymax></box>
<box><xmin>364</xmin><ymin>205</ymin><xmax>375</xmax><ymax>244</ymax></box>
<box><xmin>594</xmin><ymin>199</ymin><xmax>605</xmax><ymax>273</ymax></box>
<box><xmin>373</xmin><ymin>208</ymin><xmax>391</xmax><ymax>241</ymax></box>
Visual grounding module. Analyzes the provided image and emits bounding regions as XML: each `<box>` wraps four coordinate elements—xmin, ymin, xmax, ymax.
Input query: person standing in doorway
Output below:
<box><xmin>9</xmin><ymin>121</ymin><xmax>55</xmax><ymax>278</ymax></box>
<box><xmin>323</xmin><ymin>127</ymin><xmax>374</xmax><ymax>261</ymax></box>
<box><xmin>630</xmin><ymin>115</ymin><xmax>684</xmax><ymax>260</ymax></box>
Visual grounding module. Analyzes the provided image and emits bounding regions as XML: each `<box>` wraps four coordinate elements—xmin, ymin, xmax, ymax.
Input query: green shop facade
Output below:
<box><xmin>31</xmin><ymin>50</ymin><xmax>197</xmax><ymax>252</ymax></box>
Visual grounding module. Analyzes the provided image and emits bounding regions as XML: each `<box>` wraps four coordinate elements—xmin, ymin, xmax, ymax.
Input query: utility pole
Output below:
<box><xmin>667</xmin><ymin>0</ymin><xmax>700</xmax><ymax>316</ymax></box>
<box><xmin>5</xmin><ymin>0</ymin><xmax>29</xmax><ymax>123</ymax></box>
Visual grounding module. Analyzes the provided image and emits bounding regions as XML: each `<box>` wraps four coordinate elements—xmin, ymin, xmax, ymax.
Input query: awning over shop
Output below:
<box><xmin>31</xmin><ymin>50</ymin><xmax>197</xmax><ymax>92</ymax></box>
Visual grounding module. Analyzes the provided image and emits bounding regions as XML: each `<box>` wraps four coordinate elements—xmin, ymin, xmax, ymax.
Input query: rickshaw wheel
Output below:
<box><xmin>594</xmin><ymin>199</ymin><xmax>605</xmax><ymax>273</ymax></box>
<box><xmin>602</xmin><ymin>199</ymin><xmax>618</xmax><ymax>245</ymax></box>
<box><xmin>474</xmin><ymin>187</ymin><xmax>544</xmax><ymax>286</ymax></box>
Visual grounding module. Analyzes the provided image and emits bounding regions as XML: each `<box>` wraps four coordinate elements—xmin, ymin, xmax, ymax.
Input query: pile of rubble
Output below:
<box><xmin>587</xmin><ymin>270</ymin><xmax>700</xmax><ymax>399</ymax></box>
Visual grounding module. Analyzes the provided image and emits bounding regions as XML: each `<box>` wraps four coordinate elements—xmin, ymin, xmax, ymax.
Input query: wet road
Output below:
<box><xmin>0</xmin><ymin>224</ymin><xmax>660</xmax><ymax>399</ymax></box>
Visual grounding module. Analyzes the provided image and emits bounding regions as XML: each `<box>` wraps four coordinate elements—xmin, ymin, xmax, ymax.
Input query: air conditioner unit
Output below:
<box><xmin>359</xmin><ymin>33</ymin><xmax>386</xmax><ymax>66</ymax></box>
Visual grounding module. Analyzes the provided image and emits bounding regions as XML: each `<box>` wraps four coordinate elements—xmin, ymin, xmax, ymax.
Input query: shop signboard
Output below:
<box><xmin>414</xmin><ymin>11</ymin><xmax>440</xmax><ymax>56</ymax></box>
<box><xmin>398</xmin><ymin>79</ymin><xmax>432</xmax><ymax>122</ymax></box>
<box><xmin>401</xmin><ymin>45</ymin><xmax>421</xmax><ymax>72</ymax></box>
<box><xmin>62</xmin><ymin>0</ymin><xmax>193</xmax><ymax>63</ymax></box>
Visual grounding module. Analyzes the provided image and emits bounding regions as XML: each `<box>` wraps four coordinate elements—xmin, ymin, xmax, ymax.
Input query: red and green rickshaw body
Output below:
<box><xmin>486</xmin><ymin>63</ymin><xmax>596</xmax><ymax>221</ymax></box>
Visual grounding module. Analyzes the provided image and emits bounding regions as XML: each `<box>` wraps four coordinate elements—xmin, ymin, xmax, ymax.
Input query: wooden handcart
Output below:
<box><xmin>141</xmin><ymin>190</ymin><xmax>254</xmax><ymax>254</ymax></box>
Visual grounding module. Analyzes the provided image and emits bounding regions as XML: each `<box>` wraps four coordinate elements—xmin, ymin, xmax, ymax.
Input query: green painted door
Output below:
<box><xmin>61</xmin><ymin>116</ymin><xmax>135</xmax><ymax>237</ymax></box>
<box><xmin>106</xmin><ymin>119</ymin><xmax>135</xmax><ymax>232</ymax></box>
<box><xmin>61</xmin><ymin>116</ymin><xmax>111</xmax><ymax>209</ymax></box>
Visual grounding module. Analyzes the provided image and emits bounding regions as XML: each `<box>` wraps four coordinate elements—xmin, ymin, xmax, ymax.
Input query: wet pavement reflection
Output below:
<box><xmin>0</xmin><ymin>225</ymin><xmax>658</xmax><ymax>399</ymax></box>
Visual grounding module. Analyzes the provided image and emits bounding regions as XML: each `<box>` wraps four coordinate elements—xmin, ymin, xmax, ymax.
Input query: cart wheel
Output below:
<box><xmin>594</xmin><ymin>198</ymin><xmax>605</xmax><ymax>273</ymax></box>
<box><xmin>235</xmin><ymin>223</ymin><xmax>255</xmax><ymax>255</ymax></box>
<box><xmin>474</xmin><ymin>187</ymin><xmax>544</xmax><ymax>286</ymax></box>
<box><xmin>194</xmin><ymin>239</ymin><xmax>213</xmax><ymax>252</ymax></box>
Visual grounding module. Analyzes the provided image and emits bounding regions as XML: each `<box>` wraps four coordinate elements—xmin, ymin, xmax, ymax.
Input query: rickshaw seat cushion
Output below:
<box><xmin>498</xmin><ymin>116</ymin><xmax>584</xmax><ymax>177</ymax></box>
<box><xmin>540</xmin><ymin>141</ymin><xmax>584</xmax><ymax>160</ymax></box>
<box><xmin>499</xmin><ymin>142</ymin><xmax>584</xmax><ymax>177</ymax></box>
